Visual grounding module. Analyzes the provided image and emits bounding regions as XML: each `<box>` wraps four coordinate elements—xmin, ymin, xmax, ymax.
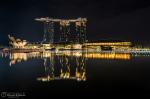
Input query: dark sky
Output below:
<box><xmin>0</xmin><ymin>0</ymin><xmax>150</xmax><ymax>45</ymax></box>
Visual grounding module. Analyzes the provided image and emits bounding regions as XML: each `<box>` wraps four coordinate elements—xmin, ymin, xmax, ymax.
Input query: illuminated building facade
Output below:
<box><xmin>8</xmin><ymin>35</ymin><xmax>131</xmax><ymax>51</ymax></box>
<box><xmin>35</xmin><ymin>17</ymin><xmax>87</xmax><ymax>44</ymax></box>
<box><xmin>75</xmin><ymin>18</ymin><xmax>87</xmax><ymax>43</ymax></box>
<box><xmin>43</xmin><ymin>21</ymin><xmax>54</xmax><ymax>43</ymax></box>
<box><xmin>8</xmin><ymin>35</ymin><xmax>28</xmax><ymax>49</ymax></box>
<box><xmin>8</xmin><ymin>17</ymin><xmax>131</xmax><ymax>51</ymax></box>
<box><xmin>60</xmin><ymin>20</ymin><xmax>70</xmax><ymax>43</ymax></box>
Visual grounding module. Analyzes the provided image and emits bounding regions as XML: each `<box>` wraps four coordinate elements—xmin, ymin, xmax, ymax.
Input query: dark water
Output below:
<box><xmin>0</xmin><ymin>51</ymin><xmax>150</xmax><ymax>97</ymax></box>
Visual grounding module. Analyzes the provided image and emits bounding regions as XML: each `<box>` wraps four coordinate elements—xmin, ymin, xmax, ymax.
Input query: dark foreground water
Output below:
<box><xmin>0</xmin><ymin>51</ymin><xmax>150</xmax><ymax>97</ymax></box>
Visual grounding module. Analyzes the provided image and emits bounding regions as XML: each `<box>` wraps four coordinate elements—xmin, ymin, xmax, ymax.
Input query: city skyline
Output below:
<box><xmin>1</xmin><ymin>0</ymin><xmax>150</xmax><ymax>97</ymax></box>
<box><xmin>1</xmin><ymin>0</ymin><xmax>150</xmax><ymax>45</ymax></box>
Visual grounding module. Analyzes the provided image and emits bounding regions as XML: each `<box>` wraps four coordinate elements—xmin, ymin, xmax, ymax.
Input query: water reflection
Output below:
<box><xmin>8</xmin><ymin>51</ymin><xmax>87</xmax><ymax>82</ymax></box>
<box><xmin>9</xmin><ymin>51</ymin><xmax>131</xmax><ymax>65</ymax></box>
<box><xmin>36</xmin><ymin>52</ymin><xmax>86</xmax><ymax>82</ymax></box>
<box><xmin>85</xmin><ymin>52</ymin><xmax>130</xmax><ymax>59</ymax></box>
<box><xmin>0</xmin><ymin>51</ymin><xmax>132</xmax><ymax>82</ymax></box>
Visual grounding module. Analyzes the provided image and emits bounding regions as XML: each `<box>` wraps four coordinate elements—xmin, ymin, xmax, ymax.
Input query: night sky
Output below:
<box><xmin>0</xmin><ymin>0</ymin><xmax>150</xmax><ymax>45</ymax></box>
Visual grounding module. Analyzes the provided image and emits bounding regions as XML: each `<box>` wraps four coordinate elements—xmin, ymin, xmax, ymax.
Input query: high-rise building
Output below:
<box><xmin>35</xmin><ymin>17</ymin><xmax>87</xmax><ymax>44</ymax></box>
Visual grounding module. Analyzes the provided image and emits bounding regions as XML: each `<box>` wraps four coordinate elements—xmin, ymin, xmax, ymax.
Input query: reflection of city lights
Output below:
<box><xmin>73</xmin><ymin>52</ymin><xmax>82</xmax><ymax>57</ymax></box>
<box><xmin>37</xmin><ymin>75</ymin><xmax>54</xmax><ymax>82</ymax></box>
<box><xmin>5</xmin><ymin>51</ymin><xmax>133</xmax><ymax>82</ymax></box>
<box><xmin>36</xmin><ymin>51</ymin><xmax>87</xmax><ymax>82</ymax></box>
<box><xmin>85</xmin><ymin>53</ymin><xmax>130</xmax><ymax>60</ymax></box>
<box><xmin>8</xmin><ymin>51</ymin><xmax>131</xmax><ymax>65</ymax></box>
<box><xmin>10</xmin><ymin>53</ymin><xmax>27</xmax><ymax>65</ymax></box>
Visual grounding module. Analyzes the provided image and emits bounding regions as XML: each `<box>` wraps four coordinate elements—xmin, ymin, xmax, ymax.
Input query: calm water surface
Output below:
<box><xmin>0</xmin><ymin>51</ymin><xmax>150</xmax><ymax>97</ymax></box>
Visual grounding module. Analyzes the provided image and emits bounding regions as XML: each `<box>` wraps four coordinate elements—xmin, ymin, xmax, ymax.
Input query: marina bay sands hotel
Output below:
<box><xmin>35</xmin><ymin>17</ymin><xmax>87</xmax><ymax>44</ymax></box>
<box><xmin>8</xmin><ymin>17</ymin><xmax>131</xmax><ymax>51</ymax></box>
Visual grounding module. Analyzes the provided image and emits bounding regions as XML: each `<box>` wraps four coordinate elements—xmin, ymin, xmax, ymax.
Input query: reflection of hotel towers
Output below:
<box><xmin>35</xmin><ymin>17</ymin><xmax>87</xmax><ymax>44</ymax></box>
<box><xmin>43</xmin><ymin>53</ymin><xmax>55</xmax><ymax>80</ymax></box>
<box><xmin>75</xmin><ymin>55</ymin><xmax>86</xmax><ymax>81</ymax></box>
<box><xmin>59</xmin><ymin>54</ymin><xmax>86</xmax><ymax>81</ymax></box>
<box><xmin>37</xmin><ymin>52</ymin><xmax>86</xmax><ymax>82</ymax></box>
